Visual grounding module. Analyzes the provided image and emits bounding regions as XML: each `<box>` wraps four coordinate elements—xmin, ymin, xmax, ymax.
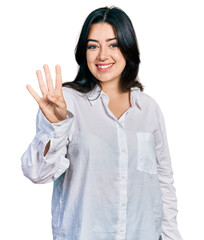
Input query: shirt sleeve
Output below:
<box><xmin>154</xmin><ymin>103</ymin><xmax>183</xmax><ymax>240</ymax></box>
<box><xmin>21</xmin><ymin>107</ymin><xmax>75</xmax><ymax>184</ymax></box>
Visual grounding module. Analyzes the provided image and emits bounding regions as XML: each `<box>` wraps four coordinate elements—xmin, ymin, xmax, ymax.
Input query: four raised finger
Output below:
<box><xmin>27</xmin><ymin>64</ymin><xmax>62</xmax><ymax>103</ymax></box>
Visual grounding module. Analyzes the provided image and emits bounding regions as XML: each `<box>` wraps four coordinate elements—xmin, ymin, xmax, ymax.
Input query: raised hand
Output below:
<box><xmin>26</xmin><ymin>64</ymin><xmax>67</xmax><ymax>123</ymax></box>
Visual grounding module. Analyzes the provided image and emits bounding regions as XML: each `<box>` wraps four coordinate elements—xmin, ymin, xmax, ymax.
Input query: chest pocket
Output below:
<box><xmin>136</xmin><ymin>132</ymin><xmax>157</xmax><ymax>174</ymax></box>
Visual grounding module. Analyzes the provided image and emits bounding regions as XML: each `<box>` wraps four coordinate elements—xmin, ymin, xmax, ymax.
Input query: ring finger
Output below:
<box><xmin>36</xmin><ymin>70</ymin><xmax>47</xmax><ymax>96</ymax></box>
<box><xmin>43</xmin><ymin>64</ymin><xmax>54</xmax><ymax>93</ymax></box>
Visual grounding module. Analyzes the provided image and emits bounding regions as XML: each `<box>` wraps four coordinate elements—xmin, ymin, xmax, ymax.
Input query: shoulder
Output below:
<box><xmin>62</xmin><ymin>86</ymin><xmax>78</xmax><ymax>112</ymax></box>
<box><xmin>62</xmin><ymin>86</ymin><xmax>86</xmax><ymax>100</ymax></box>
<box><xmin>62</xmin><ymin>85</ymin><xmax>80</xmax><ymax>96</ymax></box>
<box><xmin>138</xmin><ymin>91</ymin><xmax>161</xmax><ymax>110</ymax></box>
<box><xmin>137</xmin><ymin>91</ymin><xmax>167</xmax><ymax>132</ymax></box>
<box><xmin>62</xmin><ymin>86</ymin><xmax>87</xmax><ymax>112</ymax></box>
<box><xmin>139</xmin><ymin>91</ymin><xmax>166</xmax><ymax>125</ymax></box>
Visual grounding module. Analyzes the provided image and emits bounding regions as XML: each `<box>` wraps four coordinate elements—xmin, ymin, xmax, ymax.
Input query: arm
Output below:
<box><xmin>44</xmin><ymin>140</ymin><xmax>50</xmax><ymax>157</ymax></box>
<box><xmin>154</xmin><ymin>103</ymin><xmax>183</xmax><ymax>240</ymax></box>
<box><xmin>21</xmin><ymin>107</ymin><xmax>75</xmax><ymax>184</ymax></box>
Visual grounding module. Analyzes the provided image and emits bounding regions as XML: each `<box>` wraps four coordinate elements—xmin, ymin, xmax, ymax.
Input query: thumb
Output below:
<box><xmin>46</xmin><ymin>94</ymin><xmax>55</xmax><ymax>101</ymax></box>
<box><xmin>46</xmin><ymin>94</ymin><xmax>65</xmax><ymax>109</ymax></box>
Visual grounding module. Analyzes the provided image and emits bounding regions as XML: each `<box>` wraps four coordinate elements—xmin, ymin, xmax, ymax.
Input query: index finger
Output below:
<box><xmin>55</xmin><ymin>64</ymin><xmax>62</xmax><ymax>92</ymax></box>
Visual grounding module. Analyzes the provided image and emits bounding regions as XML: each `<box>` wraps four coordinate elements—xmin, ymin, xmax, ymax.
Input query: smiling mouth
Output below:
<box><xmin>96</xmin><ymin>63</ymin><xmax>114</xmax><ymax>71</ymax></box>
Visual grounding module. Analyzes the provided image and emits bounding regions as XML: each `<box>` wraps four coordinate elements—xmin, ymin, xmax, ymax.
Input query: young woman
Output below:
<box><xmin>21</xmin><ymin>6</ymin><xmax>183</xmax><ymax>240</ymax></box>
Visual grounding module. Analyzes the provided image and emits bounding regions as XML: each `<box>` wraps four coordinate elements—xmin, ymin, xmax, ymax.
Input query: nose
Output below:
<box><xmin>97</xmin><ymin>45</ymin><xmax>109</xmax><ymax>61</ymax></box>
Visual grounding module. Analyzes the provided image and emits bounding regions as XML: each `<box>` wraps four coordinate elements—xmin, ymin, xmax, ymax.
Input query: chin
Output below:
<box><xmin>97</xmin><ymin>78</ymin><xmax>113</xmax><ymax>83</ymax></box>
<box><xmin>95</xmin><ymin>74</ymin><xmax>116</xmax><ymax>81</ymax></box>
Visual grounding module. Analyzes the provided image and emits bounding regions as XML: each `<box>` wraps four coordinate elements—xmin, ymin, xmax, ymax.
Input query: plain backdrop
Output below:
<box><xmin>0</xmin><ymin>0</ymin><xmax>203</xmax><ymax>239</ymax></box>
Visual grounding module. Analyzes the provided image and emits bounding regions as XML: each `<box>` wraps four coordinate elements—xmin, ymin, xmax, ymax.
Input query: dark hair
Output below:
<box><xmin>62</xmin><ymin>6</ymin><xmax>144</xmax><ymax>92</ymax></box>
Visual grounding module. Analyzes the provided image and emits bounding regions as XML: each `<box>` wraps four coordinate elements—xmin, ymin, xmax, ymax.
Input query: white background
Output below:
<box><xmin>0</xmin><ymin>0</ymin><xmax>203</xmax><ymax>239</ymax></box>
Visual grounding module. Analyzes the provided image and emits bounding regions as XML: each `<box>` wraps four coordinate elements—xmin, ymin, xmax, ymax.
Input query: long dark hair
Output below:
<box><xmin>62</xmin><ymin>6</ymin><xmax>144</xmax><ymax>92</ymax></box>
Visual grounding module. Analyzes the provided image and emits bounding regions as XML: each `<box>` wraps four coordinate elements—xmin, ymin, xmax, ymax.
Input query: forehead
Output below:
<box><xmin>88</xmin><ymin>22</ymin><xmax>116</xmax><ymax>38</ymax></box>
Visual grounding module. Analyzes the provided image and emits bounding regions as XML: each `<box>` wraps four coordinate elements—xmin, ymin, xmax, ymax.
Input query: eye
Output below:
<box><xmin>110</xmin><ymin>43</ymin><xmax>119</xmax><ymax>48</ymax></box>
<box><xmin>87</xmin><ymin>45</ymin><xmax>98</xmax><ymax>50</ymax></box>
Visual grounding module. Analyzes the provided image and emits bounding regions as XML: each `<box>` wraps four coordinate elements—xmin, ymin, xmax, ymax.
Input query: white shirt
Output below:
<box><xmin>21</xmin><ymin>84</ymin><xmax>183</xmax><ymax>240</ymax></box>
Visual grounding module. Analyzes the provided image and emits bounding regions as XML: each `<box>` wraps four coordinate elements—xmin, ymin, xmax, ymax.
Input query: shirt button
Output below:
<box><xmin>120</xmin><ymin>229</ymin><xmax>125</xmax><ymax>232</ymax></box>
<box><xmin>121</xmin><ymin>176</ymin><xmax>126</xmax><ymax>179</ymax></box>
<box><xmin>120</xmin><ymin>148</ymin><xmax>126</xmax><ymax>152</ymax></box>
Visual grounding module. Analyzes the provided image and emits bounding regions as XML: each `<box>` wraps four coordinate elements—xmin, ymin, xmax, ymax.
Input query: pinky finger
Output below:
<box><xmin>26</xmin><ymin>84</ymin><xmax>41</xmax><ymax>104</ymax></box>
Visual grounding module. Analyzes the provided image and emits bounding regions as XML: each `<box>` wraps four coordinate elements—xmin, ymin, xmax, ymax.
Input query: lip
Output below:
<box><xmin>96</xmin><ymin>63</ymin><xmax>114</xmax><ymax>66</ymax></box>
<box><xmin>96</xmin><ymin>63</ymin><xmax>114</xmax><ymax>72</ymax></box>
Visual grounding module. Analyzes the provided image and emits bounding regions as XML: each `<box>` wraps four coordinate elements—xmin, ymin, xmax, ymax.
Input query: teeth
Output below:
<box><xmin>97</xmin><ymin>64</ymin><xmax>113</xmax><ymax>69</ymax></box>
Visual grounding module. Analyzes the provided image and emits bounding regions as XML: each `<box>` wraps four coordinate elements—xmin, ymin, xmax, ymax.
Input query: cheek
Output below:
<box><xmin>86</xmin><ymin>51</ymin><xmax>97</xmax><ymax>64</ymax></box>
<box><xmin>86</xmin><ymin>52</ymin><xmax>90</xmax><ymax>64</ymax></box>
<box><xmin>114</xmin><ymin>51</ymin><xmax>126</xmax><ymax>62</ymax></box>
<box><xmin>117</xmin><ymin>55</ymin><xmax>126</xmax><ymax>68</ymax></box>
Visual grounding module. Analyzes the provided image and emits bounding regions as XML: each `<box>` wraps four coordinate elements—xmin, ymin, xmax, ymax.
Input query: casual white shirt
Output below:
<box><xmin>21</xmin><ymin>84</ymin><xmax>183</xmax><ymax>240</ymax></box>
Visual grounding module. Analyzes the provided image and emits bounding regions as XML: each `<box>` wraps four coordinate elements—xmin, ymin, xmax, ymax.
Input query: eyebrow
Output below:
<box><xmin>87</xmin><ymin>37</ymin><xmax>117</xmax><ymax>43</ymax></box>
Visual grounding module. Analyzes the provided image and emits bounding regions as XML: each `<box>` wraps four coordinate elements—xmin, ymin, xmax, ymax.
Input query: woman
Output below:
<box><xmin>21</xmin><ymin>6</ymin><xmax>183</xmax><ymax>240</ymax></box>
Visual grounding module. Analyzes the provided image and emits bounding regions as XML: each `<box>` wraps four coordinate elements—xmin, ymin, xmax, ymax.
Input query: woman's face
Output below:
<box><xmin>86</xmin><ymin>22</ymin><xmax>126</xmax><ymax>86</ymax></box>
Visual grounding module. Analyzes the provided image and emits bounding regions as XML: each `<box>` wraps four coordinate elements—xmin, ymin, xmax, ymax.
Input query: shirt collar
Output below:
<box><xmin>86</xmin><ymin>84</ymin><xmax>142</xmax><ymax>110</ymax></box>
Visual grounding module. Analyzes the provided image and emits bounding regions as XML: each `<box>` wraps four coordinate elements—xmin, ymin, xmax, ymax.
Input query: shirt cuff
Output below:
<box><xmin>39</xmin><ymin>110</ymin><xmax>75</xmax><ymax>138</ymax></box>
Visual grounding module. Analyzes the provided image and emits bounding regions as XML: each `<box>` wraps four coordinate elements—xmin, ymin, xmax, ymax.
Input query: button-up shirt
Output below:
<box><xmin>21</xmin><ymin>84</ymin><xmax>183</xmax><ymax>240</ymax></box>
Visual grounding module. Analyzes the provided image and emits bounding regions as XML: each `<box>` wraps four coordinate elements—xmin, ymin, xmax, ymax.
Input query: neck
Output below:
<box><xmin>98</xmin><ymin>81</ymin><xmax>124</xmax><ymax>98</ymax></box>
